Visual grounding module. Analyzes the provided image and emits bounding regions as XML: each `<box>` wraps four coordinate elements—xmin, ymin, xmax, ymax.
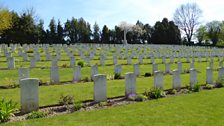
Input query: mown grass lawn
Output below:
<box><xmin>2</xmin><ymin>88</ymin><xmax>224</xmax><ymax>126</ymax></box>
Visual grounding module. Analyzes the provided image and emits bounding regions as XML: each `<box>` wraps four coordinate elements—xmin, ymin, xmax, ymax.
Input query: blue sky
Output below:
<box><xmin>1</xmin><ymin>0</ymin><xmax>224</xmax><ymax>30</ymax></box>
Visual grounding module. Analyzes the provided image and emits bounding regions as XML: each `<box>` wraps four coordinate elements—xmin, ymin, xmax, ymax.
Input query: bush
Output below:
<box><xmin>77</xmin><ymin>61</ymin><xmax>84</xmax><ymax>67</ymax></box>
<box><xmin>144</xmin><ymin>72</ymin><xmax>152</xmax><ymax>77</ymax></box>
<box><xmin>168</xmin><ymin>89</ymin><xmax>177</xmax><ymax>95</ymax></box>
<box><xmin>58</xmin><ymin>95</ymin><xmax>74</xmax><ymax>105</ymax></box>
<box><xmin>192</xmin><ymin>84</ymin><xmax>201</xmax><ymax>92</ymax></box>
<box><xmin>114</xmin><ymin>73</ymin><xmax>123</xmax><ymax>80</ymax></box>
<box><xmin>61</xmin><ymin>63</ymin><xmax>69</xmax><ymax>68</ymax></box>
<box><xmin>144</xmin><ymin>88</ymin><xmax>166</xmax><ymax>99</ymax></box>
<box><xmin>98</xmin><ymin>102</ymin><xmax>108</xmax><ymax>107</ymax></box>
<box><xmin>27</xmin><ymin>111</ymin><xmax>48</xmax><ymax>119</ymax></box>
<box><xmin>215</xmin><ymin>79</ymin><xmax>224</xmax><ymax>88</ymax></box>
<box><xmin>83</xmin><ymin>77</ymin><xmax>90</xmax><ymax>82</ymax></box>
<box><xmin>74</xmin><ymin>102</ymin><xmax>84</xmax><ymax>111</ymax></box>
<box><xmin>204</xmin><ymin>84</ymin><xmax>214</xmax><ymax>90</ymax></box>
<box><xmin>0</xmin><ymin>99</ymin><xmax>17</xmax><ymax>122</ymax></box>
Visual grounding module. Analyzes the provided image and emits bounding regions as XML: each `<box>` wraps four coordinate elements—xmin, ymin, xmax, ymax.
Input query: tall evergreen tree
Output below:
<box><xmin>93</xmin><ymin>22</ymin><xmax>100</xmax><ymax>43</ymax></box>
<box><xmin>49</xmin><ymin>17</ymin><xmax>57</xmax><ymax>44</ymax></box>
<box><xmin>57</xmin><ymin>20</ymin><xmax>64</xmax><ymax>43</ymax></box>
<box><xmin>101</xmin><ymin>25</ymin><xmax>109</xmax><ymax>43</ymax></box>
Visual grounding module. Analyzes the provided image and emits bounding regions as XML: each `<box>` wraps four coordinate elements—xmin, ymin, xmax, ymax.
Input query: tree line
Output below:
<box><xmin>0</xmin><ymin>8</ymin><xmax>181</xmax><ymax>44</ymax></box>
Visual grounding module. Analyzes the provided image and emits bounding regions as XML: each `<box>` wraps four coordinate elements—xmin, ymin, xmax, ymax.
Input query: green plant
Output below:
<box><xmin>3</xmin><ymin>78</ymin><xmax>19</xmax><ymax>88</ymax></box>
<box><xmin>0</xmin><ymin>98</ymin><xmax>17</xmax><ymax>122</ymax></box>
<box><xmin>98</xmin><ymin>101</ymin><xmax>108</xmax><ymax>107</ymax></box>
<box><xmin>114</xmin><ymin>73</ymin><xmax>123</xmax><ymax>80</ymax></box>
<box><xmin>83</xmin><ymin>77</ymin><xmax>90</xmax><ymax>82</ymax></box>
<box><xmin>74</xmin><ymin>102</ymin><xmax>84</xmax><ymax>111</ymax></box>
<box><xmin>59</xmin><ymin>95</ymin><xmax>74</xmax><ymax>105</ymax></box>
<box><xmin>168</xmin><ymin>89</ymin><xmax>177</xmax><ymax>95</ymax></box>
<box><xmin>61</xmin><ymin>63</ymin><xmax>69</xmax><ymax>68</ymax></box>
<box><xmin>215</xmin><ymin>79</ymin><xmax>224</xmax><ymax>88</ymax></box>
<box><xmin>27</xmin><ymin>111</ymin><xmax>48</xmax><ymax>119</ymax></box>
<box><xmin>134</xmin><ymin>94</ymin><xmax>148</xmax><ymax>102</ymax></box>
<box><xmin>192</xmin><ymin>84</ymin><xmax>201</xmax><ymax>92</ymax></box>
<box><xmin>144</xmin><ymin>72</ymin><xmax>152</xmax><ymax>77</ymax></box>
<box><xmin>144</xmin><ymin>88</ymin><xmax>166</xmax><ymax>99</ymax></box>
<box><xmin>77</xmin><ymin>61</ymin><xmax>84</xmax><ymax>67</ymax></box>
<box><xmin>204</xmin><ymin>84</ymin><xmax>214</xmax><ymax>90</ymax></box>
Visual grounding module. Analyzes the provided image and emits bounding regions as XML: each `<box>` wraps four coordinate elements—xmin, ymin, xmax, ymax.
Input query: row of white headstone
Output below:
<box><xmin>18</xmin><ymin>60</ymin><xmax>223</xmax><ymax>84</ymax></box>
<box><xmin>2</xmin><ymin>44</ymin><xmax>224</xmax><ymax>69</ymax></box>
<box><xmin>19</xmin><ymin>66</ymin><xmax>224</xmax><ymax>113</ymax></box>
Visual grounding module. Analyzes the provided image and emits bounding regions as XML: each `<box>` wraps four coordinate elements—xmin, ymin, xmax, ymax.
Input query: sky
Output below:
<box><xmin>1</xmin><ymin>0</ymin><xmax>224</xmax><ymax>30</ymax></box>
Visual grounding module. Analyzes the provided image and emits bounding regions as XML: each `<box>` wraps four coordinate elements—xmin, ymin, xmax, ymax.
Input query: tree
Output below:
<box><xmin>36</xmin><ymin>19</ymin><xmax>46</xmax><ymax>43</ymax></box>
<box><xmin>56</xmin><ymin>19</ymin><xmax>64</xmax><ymax>43</ymax></box>
<box><xmin>143</xmin><ymin>24</ymin><xmax>153</xmax><ymax>44</ymax></box>
<box><xmin>49</xmin><ymin>17</ymin><xmax>57</xmax><ymax>44</ymax></box>
<box><xmin>174</xmin><ymin>3</ymin><xmax>202</xmax><ymax>43</ymax></box>
<box><xmin>206</xmin><ymin>21</ymin><xmax>222</xmax><ymax>45</ymax></box>
<box><xmin>151</xmin><ymin>18</ymin><xmax>181</xmax><ymax>44</ymax></box>
<box><xmin>101</xmin><ymin>25</ymin><xmax>109</xmax><ymax>43</ymax></box>
<box><xmin>0</xmin><ymin>8</ymin><xmax>12</xmax><ymax>34</ymax></box>
<box><xmin>93</xmin><ymin>22</ymin><xmax>100</xmax><ymax>43</ymax></box>
<box><xmin>195</xmin><ymin>25</ymin><xmax>206</xmax><ymax>45</ymax></box>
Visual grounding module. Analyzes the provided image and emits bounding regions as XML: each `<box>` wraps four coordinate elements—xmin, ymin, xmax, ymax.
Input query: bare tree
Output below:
<box><xmin>174</xmin><ymin>3</ymin><xmax>202</xmax><ymax>43</ymax></box>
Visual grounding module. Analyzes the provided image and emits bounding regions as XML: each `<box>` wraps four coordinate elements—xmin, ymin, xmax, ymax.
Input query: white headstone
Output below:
<box><xmin>154</xmin><ymin>70</ymin><xmax>164</xmax><ymax>89</ymax></box>
<box><xmin>73</xmin><ymin>66</ymin><xmax>81</xmax><ymax>82</ymax></box>
<box><xmin>152</xmin><ymin>63</ymin><xmax>158</xmax><ymax>75</ymax></box>
<box><xmin>125</xmin><ymin>72</ymin><xmax>136</xmax><ymax>96</ymax></box>
<box><xmin>50</xmin><ymin>67</ymin><xmax>60</xmax><ymax>84</ymax></box>
<box><xmin>165</xmin><ymin>63</ymin><xmax>170</xmax><ymax>74</ymax></box>
<box><xmin>18</xmin><ymin>68</ymin><xmax>30</xmax><ymax>80</ymax></box>
<box><xmin>206</xmin><ymin>67</ymin><xmax>213</xmax><ymax>84</ymax></box>
<box><xmin>91</xmin><ymin>65</ymin><xmax>98</xmax><ymax>80</ymax></box>
<box><xmin>177</xmin><ymin>62</ymin><xmax>182</xmax><ymax>73</ymax></box>
<box><xmin>172</xmin><ymin>69</ymin><xmax>181</xmax><ymax>89</ymax></box>
<box><xmin>190</xmin><ymin>68</ymin><xmax>197</xmax><ymax>87</ymax></box>
<box><xmin>20</xmin><ymin>78</ymin><xmax>39</xmax><ymax>113</ymax></box>
<box><xmin>7</xmin><ymin>57</ymin><xmax>15</xmax><ymax>69</ymax></box>
<box><xmin>114</xmin><ymin>64</ymin><xmax>122</xmax><ymax>74</ymax></box>
<box><xmin>133</xmin><ymin>64</ymin><xmax>140</xmax><ymax>76</ymax></box>
<box><xmin>218</xmin><ymin>67</ymin><xmax>224</xmax><ymax>80</ymax></box>
<box><xmin>30</xmin><ymin>58</ymin><xmax>36</xmax><ymax>68</ymax></box>
<box><xmin>93</xmin><ymin>74</ymin><xmax>107</xmax><ymax>102</ymax></box>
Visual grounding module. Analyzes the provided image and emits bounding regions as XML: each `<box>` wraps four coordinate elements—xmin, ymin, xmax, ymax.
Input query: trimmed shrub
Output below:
<box><xmin>144</xmin><ymin>72</ymin><xmax>152</xmax><ymax>77</ymax></box>
<box><xmin>77</xmin><ymin>61</ymin><xmax>84</xmax><ymax>67</ymax></box>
